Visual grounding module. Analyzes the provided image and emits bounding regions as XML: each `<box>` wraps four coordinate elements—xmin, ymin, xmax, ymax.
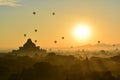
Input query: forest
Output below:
<box><xmin>0</xmin><ymin>50</ymin><xmax>120</xmax><ymax>80</ymax></box>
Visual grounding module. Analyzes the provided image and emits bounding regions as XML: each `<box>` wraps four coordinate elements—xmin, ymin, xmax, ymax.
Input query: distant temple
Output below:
<box><xmin>12</xmin><ymin>38</ymin><xmax>46</xmax><ymax>56</ymax></box>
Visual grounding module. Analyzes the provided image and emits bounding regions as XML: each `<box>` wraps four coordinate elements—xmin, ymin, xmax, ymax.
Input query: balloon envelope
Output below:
<box><xmin>98</xmin><ymin>41</ymin><xmax>100</xmax><ymax>44</ymax></box>
<box><xmin>62</xmin><ymin>37</ymin><xmax>64</xmax><ymax>39</ymax></box>
<box><xmin>33</xmin><ymin>12</ymin><xmax>36</xmax><ymax>15</ymax></box>
<box><xmin>52</xmin><ymin>12</ymin><xmax>55</xmax><ymax>15</ymax></box>
<box><xmin>35</xmin><ymin>40</ymin><xmax>37</xmax><ymax>43</ymax></box>
<box><xmin>35</xmin><ymin>29</ymin><xmax>37</xmax><ymax>32</ymax></box>
<box><xmin>54</xmin><ymin>40</ymin><xmax>57</xmax><ymax>44</ymax></box>
<box><xmin>24</xmin><ymin>34</ymin><xmax>27</xmax><ymax>37</ymax></box>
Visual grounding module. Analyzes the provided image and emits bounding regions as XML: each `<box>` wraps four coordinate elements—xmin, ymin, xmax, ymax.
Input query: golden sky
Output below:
<box><xmin>0</xmin><ymin>0</ymin><xmax>120</xmax><ymax>49</ymax></box>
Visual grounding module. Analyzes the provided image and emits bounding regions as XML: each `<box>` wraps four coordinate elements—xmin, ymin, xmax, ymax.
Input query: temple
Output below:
<box><xmin>12</xmin><ymin>38</ymin><xmax>46</xmax><ymax>56</ymax></box>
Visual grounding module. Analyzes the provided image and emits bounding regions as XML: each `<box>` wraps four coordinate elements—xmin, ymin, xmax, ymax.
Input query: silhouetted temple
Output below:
<box><xmin>12</xmin><ymin>38</ymin><xmax>46</xmax><ymax>56</ymax></box>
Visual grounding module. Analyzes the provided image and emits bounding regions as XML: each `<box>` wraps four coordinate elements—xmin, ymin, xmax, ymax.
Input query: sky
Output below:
<box><xmin>0</xmin><ymin>0</ymin><xmax>120</xmax><ymax>50</ymax></box>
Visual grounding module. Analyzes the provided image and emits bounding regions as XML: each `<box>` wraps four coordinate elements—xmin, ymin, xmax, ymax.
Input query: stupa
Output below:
<box><xmin>12</xmin><ymin>38</ymin><xmax>46</xmax><ymax>56</ymax></box>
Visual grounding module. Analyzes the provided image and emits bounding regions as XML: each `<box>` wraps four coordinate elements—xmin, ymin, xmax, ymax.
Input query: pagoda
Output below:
<box><xmin>12</xmin><ymin>38</ymin><xmax>46</xmax><ymax>56</ymax></box>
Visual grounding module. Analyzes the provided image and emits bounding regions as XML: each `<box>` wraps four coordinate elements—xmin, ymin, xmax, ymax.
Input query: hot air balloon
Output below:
<box><xmin>62</xmin><ymin>37</ymin><xmax>64</xmax><ymax>39</ymax></box>
<box><xmin>113</xmin><ymin>44</ymin><xmax>115</xmax><ymax>47</ymax></box>
<box><xmin>33</xmin><ymin>12</ymin><xmax>36</xmax><ymax>15</ymax></box>
<box><xmin>52</xmin><ymin>12</ymin><xmax>55</xmax><ymax>15</ymax></box>
<box><xmin>24</xmin><ymin>34</ymin><xmax>27</xmax><ymax>37</ymax></box>
<box><xmin>35</xmin><ymin>29</ymin><xmax>37</xmax><ymax>32</ymax></box>
<box><xmin>54</xmin><ymin>40</ymin><xmax>57</xmax><ymax>44</ymax></box>
<box><xmin>98</xmin><ymin>41</ymin><xmax>100</xmax><ymax>44</ymax></box>
<box><xmin>71</xmin><ymin>46</ymin><xmax>73</xmax><ymax>48</ymax></box>
<box><xmin>35</xmin><ymin>40</ymin><xmax>37</xmax><ymax>43</ymax></box>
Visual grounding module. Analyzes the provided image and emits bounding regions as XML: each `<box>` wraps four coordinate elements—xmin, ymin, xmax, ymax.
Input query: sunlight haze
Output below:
<box><xmin>0</xmin><ymin>0</ymin><xmax>120</xmax><ymax>50</ymax></box>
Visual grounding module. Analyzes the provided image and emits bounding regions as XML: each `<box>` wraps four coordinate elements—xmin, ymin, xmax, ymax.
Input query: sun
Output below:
<box><xmin>73</xmin><ymin>24</ymin><xmax>91</xmax><ymax>40</ymax></box>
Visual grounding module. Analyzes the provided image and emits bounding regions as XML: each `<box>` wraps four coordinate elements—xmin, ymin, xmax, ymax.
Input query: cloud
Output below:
<box><xmin>0</xmin><ymin>0</ymin><xmax>21</xmax><ymax>6</ymax></box>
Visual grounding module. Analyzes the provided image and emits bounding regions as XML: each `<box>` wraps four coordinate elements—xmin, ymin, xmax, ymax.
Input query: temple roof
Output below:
<box><xmin>23</xmin><ymin>38</ymin><xmax>36</xmax><ymax>48</ymax></box>
<box><xmin>12</xmin><ymin>38</ymin><xmax>46</xmax><ymax>55</ymax></box>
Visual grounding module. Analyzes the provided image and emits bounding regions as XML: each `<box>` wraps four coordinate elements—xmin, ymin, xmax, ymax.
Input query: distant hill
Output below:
<box><xmin>76</xmin><ymin>43</ymin><xmax>120</xmax><ymax>51</ymax></box>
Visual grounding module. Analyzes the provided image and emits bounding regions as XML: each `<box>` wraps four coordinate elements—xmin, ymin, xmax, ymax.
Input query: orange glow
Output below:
<box><xmin>73</xmin><ymin>24</ymin><xmax>91</xmax><ymax>40</ymax></box>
